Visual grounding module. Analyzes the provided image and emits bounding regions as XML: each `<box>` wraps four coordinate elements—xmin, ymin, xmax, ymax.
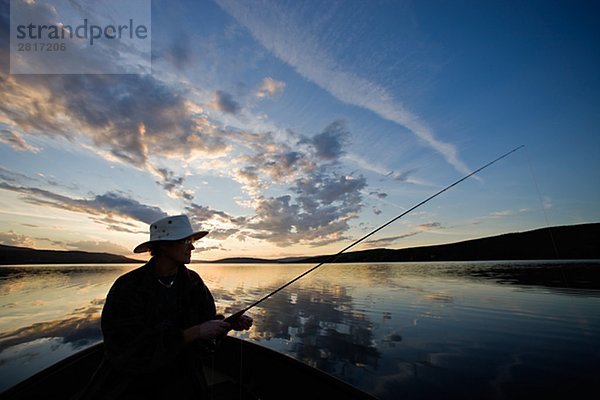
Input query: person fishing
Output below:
<box><xmin>80</xmin><ymin>214</ymin><xmax>252</xmax><ymax>399</ymax></box>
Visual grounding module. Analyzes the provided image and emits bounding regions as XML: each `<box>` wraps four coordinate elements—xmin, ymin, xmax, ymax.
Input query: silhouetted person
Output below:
<box><xmin>81</xmin><ymin>215</ymin><xmax>252</xmax><ymax>399</ymax></box>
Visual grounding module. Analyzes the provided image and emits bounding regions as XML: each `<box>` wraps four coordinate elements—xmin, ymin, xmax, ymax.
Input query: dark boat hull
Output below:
<box><xmin>1</xmin><ymin>336</ymin><xmax>377</xmax><ymax>400</ymax></box>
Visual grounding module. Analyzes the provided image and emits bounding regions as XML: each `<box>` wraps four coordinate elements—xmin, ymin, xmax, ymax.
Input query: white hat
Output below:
<box><xmin>133</xmin><ymin>215</ymin><xmax>208</xmax><ymax>253</ymax></box>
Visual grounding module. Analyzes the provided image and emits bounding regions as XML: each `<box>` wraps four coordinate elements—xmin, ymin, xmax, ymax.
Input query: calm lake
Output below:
<box><xmin>1</xmin><ymin>261</ymin><xmax>599</xmax><ymax>399</ymax></box>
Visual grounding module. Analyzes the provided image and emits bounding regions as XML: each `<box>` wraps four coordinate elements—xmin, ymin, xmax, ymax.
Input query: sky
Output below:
<box><xmin>0</xmin><ymin>0</ymin><xmax>598</xmax><ymax>261</ymax></box>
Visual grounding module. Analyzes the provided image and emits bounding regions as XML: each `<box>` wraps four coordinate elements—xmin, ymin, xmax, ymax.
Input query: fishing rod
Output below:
<box><xmin>225</xmin><ymin>145</ymin><xmax>525</xmax><ymax>323</ymax></box>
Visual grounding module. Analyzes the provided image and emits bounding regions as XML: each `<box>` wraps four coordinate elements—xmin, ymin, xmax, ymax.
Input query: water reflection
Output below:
<box><xmin>363</xmin><ymin>260</ymin><xmax>600</xmax><ymax>296</ymax></box>
<box><xmin>1</xmin><ymin>261</ymin><xmax>599</xmax><ymax>398</ymax></box>
<box><xmin>455</xmin><ymin>261</ymin><xmax>600</xmax><ymax>292</ymax></box>
<box><xmin>0</xmin><ymin>314</ymin><xmax>102</xmax><ymax>354</ymax></box>
<box><xmin>246</xmin><ymin>284</ymin><xmax>380</xmax><ymax>377</ymax></box>
<box><xmin>0</xmin><ymin>265</ymin><xmax>124</xmax><ymax>391</ymax></box>
<box><xmin>199</xmin><ymin>264</ymin><xmax>384</xmax><ymax>385</ymax></box>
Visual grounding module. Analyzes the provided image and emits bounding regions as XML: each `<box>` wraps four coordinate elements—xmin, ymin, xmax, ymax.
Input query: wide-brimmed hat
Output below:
<box><xmin>133</xmin><ymin>215</ymin><xmax>208</xmax><ymax>253</ymax></box>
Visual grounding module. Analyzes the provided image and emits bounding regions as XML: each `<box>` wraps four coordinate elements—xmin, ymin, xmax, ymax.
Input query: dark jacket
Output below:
<box><xmin>80</xmin><ymin>259</ymin><xmax>217</xmax><ymax>399</ymax></box>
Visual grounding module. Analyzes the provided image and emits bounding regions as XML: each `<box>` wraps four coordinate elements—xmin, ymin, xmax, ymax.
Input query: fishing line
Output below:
<box><xmin>525</xmin><ymin>147</ymin><xmax>560</xmax><ymax>258</ymax></box>
<box><xmin>524</xmin><ymin>147</ymin><xmax>569</xmax><ymax>287</ymax></box>
<box><xmin>225</xmin><ymin>145</ymin><xmax>525</xmax><ymax>323</ymax></box>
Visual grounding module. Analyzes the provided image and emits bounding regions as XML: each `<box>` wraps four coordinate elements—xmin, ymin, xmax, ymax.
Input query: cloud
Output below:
<box><xmin>344</xmin><ymin>153</ymin><xmax>427</xmax><ymax>186</ymax></box>
<box><xmin>0</xmin><ymin>182</ymin><xmax>166</xmax><ymax>226</ymax></box>
<box><xmin>542</xmin><ymin>196</ymin><xmax>552</xmax><ymax>210</ymax></box>
<box><xmin>0</xmin><ymin>3</ymin><xmax>369</xmax><ymax>249</ymax></box>
<box><xmin>63</xmin><ymin>240</ymin><xmax>131</xmax><ymax>255</ymax></box>
<box><xmin>194</xmin><ymin>244</ymin><xmax>225</xmax><ymax>253</ymax></box>
<box><xmin>343</xmin><ymin>153</ymin><xmax>392</xmax><ymax>177</ymax></box>
<box><xmin>229</xmin><ymin>121</ymin><xmax>353</xmax><ymax>194</ymax></box>
<box><xmin>369</xmin><ymin>191</ymin><xmax>388</xmax><ymax>199</ymax></box>
<box><xmin>295</xmin><ymin>172</ymin><xmax>365</xmax><ymax>206</ymax></box>
<box><xmin>217</xmin><ymin>0</ymin><xmax>470</xmax><ymax>174</ymax></box>
<box><xmin>231</xmin><ymin>165</ymin><xmax>265</xmax><ymax>194</ymax></box>
<box><xmin>490</xmin><ymin>210</ymin><xmax>514</xmax><ymax>217</ymax></box>
<box><xmin>0</xmin><ymin>70</ymin><xmax>229</xmax><ymax>170</ymax></box>
<box><xmin>153</xmin><ymin>167</ymin><xmax>194</xmax><ymax>201</ymax></box>
<box><xmin>244</xmin><ymin>171</ymin><xmax>367</xmax><ymax>246</ymax></box>
<box><xmin>234</xmin><ymin>149</ymin><xmax>314</xmax><ymax>193</ymax></box>
<box><xmin>1</xmin><ymin>164</ymin><xmax>367</xmax><ymax>248</ymax></box>
<box><xmin>360</xmin><ymin>222</ymin><xmax>443</xmax><ymax>248</ymax></box>
<box><xmin>0</xmin><ymin>31</ymin><xmax>234</xmax><ymax>201</ymax></box>
<box><xmin>0</xmin><ymin>129</ymin><xmax>40</xmax><ymax>153</ymax></box>
<box><xmin>184</xmin><ymin>203</ymin><xmax>242</xmax><ymax>240</ymax></box>
<box><xmin>0</xmin><ymin>230</ymin><xmax>36</xmax><ymax>247</ymax></box>
<box><xmin>418</xmin><ymin>222</ymin><xmax>442</xmax><ymax>230</ymax></box>
<box><xmin>0</xmin><ymin>166</ymin><xmax>34</xmax><ymax>185</ymax></box>
<box><xmin>362</xmin><ymin>232</ymin><xmax>419</xmax><ymax>248</ymax></box>
<box><xmin>256</xmin><ymin>77</ymin><xmax>286</xmax><ymax>98</ymax></box>
<box><xmin>86</xmin><ymin>192</ymin><xmax>168</xmax><ymax>224</ymax></box>
<box><xmin>228</xmin><ymin>129</ymin><xmax>315</xmax><ymax>193</ymax></box>
<box><xmin>209</xmin><ymin>90</ymin><xmax>242</xmax><ymax>114</ymax></box>
<box><xmin>488</xmin><ymin>209</ymin><xmax>531</xmax><ymax>219</ymax></box>
<box><xmin>306</xmin><ymin>120</ymin><xmax>349</xmax><ymax>161</ymax></box>
<box><xmin>200</xmin><ymin>228</ymin><xmax>239</xmax><ymax>241</ymax></box>
<box><xmin>393</xmin><ymin>169</ymin><xmax>418</xmax><ymax>182</ymax></box>
<box><xmin>187</xmin><ymin>202</ymin><xmax>235</xmax><ymax>224</ymax></box>
<box><xmin>214</xmin><ymin>119</ymin><xmax>368</xmax><ymax>246</ymax></box>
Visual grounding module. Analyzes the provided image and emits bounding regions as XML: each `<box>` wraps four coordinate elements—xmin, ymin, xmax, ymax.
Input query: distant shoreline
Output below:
<box><xmin>1</xmin><ymin>222</ymin><xmax>598</xmax><ymax>265</ymax></box>
<box><xmin>0</xmin><ymin>245</ymin><xmax>141</xmax><ymax>265</ymax></box>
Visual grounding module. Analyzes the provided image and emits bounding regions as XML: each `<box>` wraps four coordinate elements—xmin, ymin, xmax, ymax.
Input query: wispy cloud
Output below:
<box><xmin>256</xmin><ymin>77</ymin><xmax>286</xmax><ymax>98</ymax></box>
<box><xmin>67</xmin><ymin>240</ymin><xmax>131</xmax><ymax>255</ymax></box>
<box><xmin>362</xmin><ymin>232</ymin><xmax>419</xmax><ymax>248</ymax></box>
<box><xmin>488</xmin><ymin>208</ymin><xmax>531</xmax><ymax>219</ymax></box>
<box><xmin>0</xmin><ymin>182</ymin><xmax>167</xmax><ymax>226</ymax></box>
<box><xmin>361</xmin><ymin>221</ymin><xmax>443</xmax><ymax>248</ymax></box>
<box><xmin>0</xmin><ymin>166</ymin><xmax>34</xmax><ymax>185</ymax></box>
<box><xmin>217</xmin><ymin>0</ymin><xmax>470</xmax><ymax>174</ymax></box>
<box><xmin>418</xmin><ymin>222</ymin><xmax>443</xmax><ymax>230</ymax></box>
<box><xmin>393</xmin><ymin>169</ymin><xmax>419</xmax><ymax>182</ymax></box>
<box><xmin>343</xmin><ymin>153</ymin><xmax>426</xmax><ymax>186</ymax></box>
<box><xmin>0</xmin><ymin>129</ymin><xmax>40</xmax><ymax>153</ymax></box>
<box><xmin>490</xmin><ymin>210</ymin><xmax>514</xmax><ymax>217</ymax></box>
<box><xmin>0</xmin><ymin>230</ymin><xmax>36</xmax><ymax>247</ymax></box>
<box><xmin>542</xmin><ymin>196</ymin><xmax>553</xmax><ymax>210</ymax></box>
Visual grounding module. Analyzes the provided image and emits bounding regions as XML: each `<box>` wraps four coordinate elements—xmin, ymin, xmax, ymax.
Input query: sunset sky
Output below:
<box><xmin>1</xmin><ymin>0</ymin><xmax>598</xmax><ymax>260</ymax></box>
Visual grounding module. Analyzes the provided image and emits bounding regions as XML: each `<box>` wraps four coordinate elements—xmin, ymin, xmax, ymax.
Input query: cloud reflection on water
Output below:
<box><xmin>0</xmin><ymin>313</ymin><xmax>102</xmax><ymax>354</ymax></box>
<box><xmin>244</xmin><ymin>283</ymin><xmax>380</xmax><ymax>376</ymax></box>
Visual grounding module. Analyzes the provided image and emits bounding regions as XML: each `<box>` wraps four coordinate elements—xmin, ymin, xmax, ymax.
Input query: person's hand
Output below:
<box><xmin>230</xmin><ymin>314</ymin><xmax>253</xmax><ymax>331</ymax></box>
<box><xmin>183</xmin><ymin>319</ymin><xmax>231</xmax><ymax>343</ymax></box>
